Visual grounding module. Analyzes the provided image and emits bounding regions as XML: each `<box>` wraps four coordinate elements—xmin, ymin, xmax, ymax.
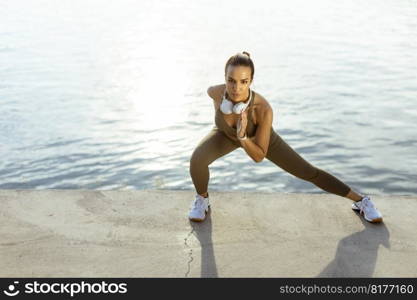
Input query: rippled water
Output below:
<box><xmin>1</xmin><ymin>0</ymin><xmax>416</xmax><ymax>195</ymax></box>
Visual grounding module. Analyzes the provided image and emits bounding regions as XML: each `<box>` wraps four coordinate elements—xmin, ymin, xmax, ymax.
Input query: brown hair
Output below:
<box><xmin>224</xmin><ymin>51</ymin><xmax>255</xmax><ymax>82</ymax></box>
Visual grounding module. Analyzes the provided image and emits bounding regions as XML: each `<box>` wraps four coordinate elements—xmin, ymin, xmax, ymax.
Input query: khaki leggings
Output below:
<box><xmin>189</xmin><ymin>127</ymin><xmax>351</xmax><ymax>197</ymax></box>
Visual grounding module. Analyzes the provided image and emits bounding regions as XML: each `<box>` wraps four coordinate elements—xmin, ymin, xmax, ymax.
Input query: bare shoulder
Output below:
<box><xmin>207</xmin><ymin>84</ymin><xmax>226</xmax><ymax>102</ymax></box>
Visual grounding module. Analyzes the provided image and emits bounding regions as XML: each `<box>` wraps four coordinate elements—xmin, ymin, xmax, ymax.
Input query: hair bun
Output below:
<box><xmin>242</xmin><ymin>51</ymin><xmax>250</xmax><ymax>58</ymax></box>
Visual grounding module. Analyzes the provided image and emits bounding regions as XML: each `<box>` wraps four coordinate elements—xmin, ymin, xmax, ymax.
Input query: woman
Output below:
<box><xmin>188</xmin><ymin>51</ymin><xmax>383</xmax><ymax>223</ymax></box>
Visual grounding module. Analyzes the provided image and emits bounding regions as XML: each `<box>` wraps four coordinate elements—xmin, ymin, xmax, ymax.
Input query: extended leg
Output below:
<box><xmin>265</xmin><ymin>133</ymin><xmax>383</xmax><ymax>222</ymax></box>
<box><xmin>266</xmin><ymin>134</ymin><xmax>351</xmax><ymax>197</ymax></box>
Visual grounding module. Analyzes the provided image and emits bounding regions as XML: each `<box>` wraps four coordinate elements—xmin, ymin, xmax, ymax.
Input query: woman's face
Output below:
<box><xmin>225</xmin><ymin>65</ymin><xmax>252</xmax><ymax>102</ymax></box>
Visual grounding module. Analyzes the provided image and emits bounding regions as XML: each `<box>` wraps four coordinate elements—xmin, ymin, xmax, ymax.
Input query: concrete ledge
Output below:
<box><xmin>0</xmin><ymin>189</ymin><xmax>416</xmax><ymax>277</ymax></box>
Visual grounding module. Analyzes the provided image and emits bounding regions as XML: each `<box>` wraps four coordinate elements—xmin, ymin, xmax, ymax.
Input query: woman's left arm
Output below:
<box><xmin>238</xmin><ymin>107</ymin><xmax>273</xmax><ymax>163</ymax></box>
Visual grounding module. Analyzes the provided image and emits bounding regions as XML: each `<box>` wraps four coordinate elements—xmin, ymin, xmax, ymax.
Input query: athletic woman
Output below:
<box><xmin>188</xmin><ymin>52</ymin><xmax>383</xmax><ymax>223</ymax></box>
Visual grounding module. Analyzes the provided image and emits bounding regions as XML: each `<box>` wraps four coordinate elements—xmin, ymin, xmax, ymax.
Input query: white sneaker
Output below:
<box><xmin>188</xmin><ymin>194</ymin><xmax>210</xmax><ymax>222</ymax></box>
<box><xmin>351</xmin><ymin>195</ymin><xmax>383</xmax><ymax>223</ymax></box>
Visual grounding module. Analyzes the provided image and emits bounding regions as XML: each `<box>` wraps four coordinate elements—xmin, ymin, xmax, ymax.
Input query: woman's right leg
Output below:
<box><xmin>190</xmin><ymin>128</ymin><xmax>239</xmax><ymax>195</ymax></box>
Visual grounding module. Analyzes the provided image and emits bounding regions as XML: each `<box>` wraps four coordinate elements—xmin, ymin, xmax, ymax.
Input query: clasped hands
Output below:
<box><xmin>236</xmin><ymin>110</ymin><xmax>248</xmax><ymax>139</ymax></box>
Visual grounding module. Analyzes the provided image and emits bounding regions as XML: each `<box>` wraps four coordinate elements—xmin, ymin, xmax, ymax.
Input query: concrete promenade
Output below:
<box><xmin>0</xmin><ymin>189</ymin><xmax>416</xmax><ymax>277</ymax></box>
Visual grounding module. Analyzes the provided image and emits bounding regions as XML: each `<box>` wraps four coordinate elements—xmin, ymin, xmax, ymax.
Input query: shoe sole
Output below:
<box><xmin>352</xmin><ymin>206</ymin><xmax>383</xmax><ymax>223</ymax></box>
<box><xmin>189</xmin><ymin>217</ymin><xmax>205</xmax><ymax>222</ymax></box>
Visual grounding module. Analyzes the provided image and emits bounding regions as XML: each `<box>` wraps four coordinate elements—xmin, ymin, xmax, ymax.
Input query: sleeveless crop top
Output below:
<box><xmin>214</xmin><ymin>88</ymin><xmax>258</xmax><ymax>143</ymax></box>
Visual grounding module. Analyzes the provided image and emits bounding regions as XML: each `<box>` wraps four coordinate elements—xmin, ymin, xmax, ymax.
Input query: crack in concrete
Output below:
<box><xmin>184</xmin><ymin>227</ymin><xmax>195</xmax><ymax>277</ymax></box>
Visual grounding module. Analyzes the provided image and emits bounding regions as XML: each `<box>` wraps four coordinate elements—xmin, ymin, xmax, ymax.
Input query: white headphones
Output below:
<box><xmin>220</xmin><ymin>89</ymin><xmax>253</xmax><ymax>115</ymax></box>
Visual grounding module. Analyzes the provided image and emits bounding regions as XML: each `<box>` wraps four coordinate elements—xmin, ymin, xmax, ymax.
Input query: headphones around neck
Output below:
<box><xmin>220</xmin><ymin>89</ymin><xmax>253</xmax><ymax>115</ymax></box>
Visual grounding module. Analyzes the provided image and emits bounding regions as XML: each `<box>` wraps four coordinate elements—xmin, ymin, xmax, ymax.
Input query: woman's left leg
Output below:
<box><xmin>264</xmin><ymin>133</ymin><xmax>383</xmax><ymax>222</ymax></box>
<box><xmin>265</xmin><ymin>135</ymin><xmax>351</xmax><ymax>197</ymax></box>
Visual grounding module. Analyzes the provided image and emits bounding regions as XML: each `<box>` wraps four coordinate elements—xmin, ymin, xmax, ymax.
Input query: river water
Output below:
<box><xmin>1</xmin><ymin>0</ymin><xmax>416</xmax><ymax>195</ymax></box>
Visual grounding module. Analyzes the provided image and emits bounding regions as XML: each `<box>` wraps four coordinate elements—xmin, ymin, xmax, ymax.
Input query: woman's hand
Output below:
<box><xmin>236</xmin><ymin>110</ymin><xmax>248</xmax><ymax>138</ymax></box>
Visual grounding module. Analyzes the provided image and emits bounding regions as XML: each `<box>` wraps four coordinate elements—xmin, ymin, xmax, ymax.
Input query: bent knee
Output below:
<box><xmin>190</xmin><ymin>149</ymin><xmax>211</xmax><ymax>167</ymax></box>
